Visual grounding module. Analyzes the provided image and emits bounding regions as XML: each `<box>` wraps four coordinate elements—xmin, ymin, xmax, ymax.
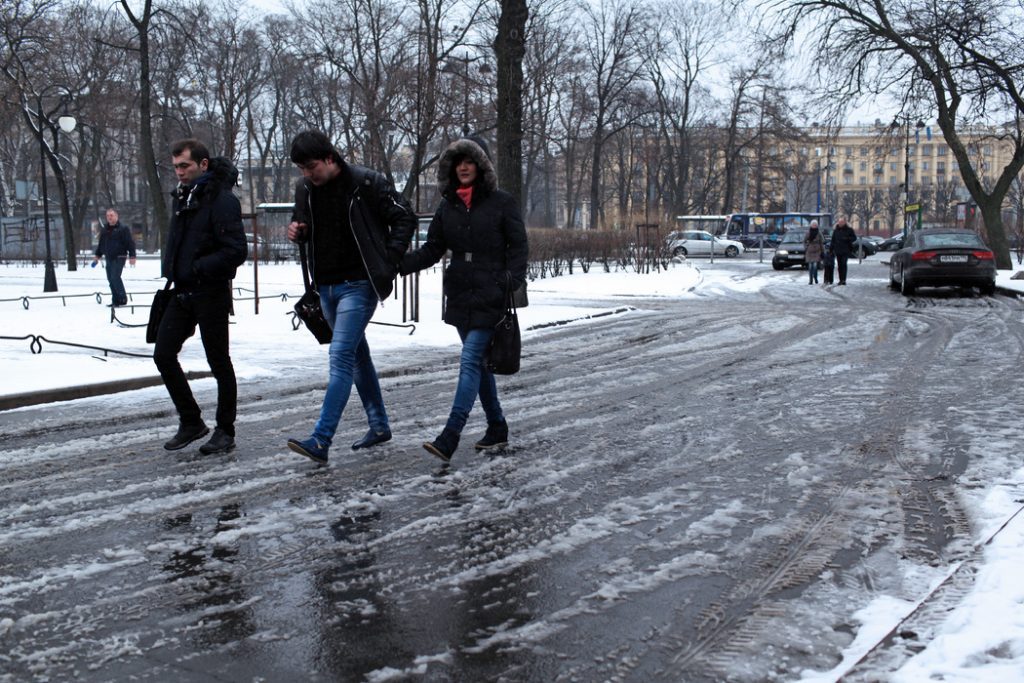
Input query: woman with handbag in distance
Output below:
<box><xmin>400</xmin><ymin>136</ymin><xmax>529</xmax><ymax>463</ymax></box>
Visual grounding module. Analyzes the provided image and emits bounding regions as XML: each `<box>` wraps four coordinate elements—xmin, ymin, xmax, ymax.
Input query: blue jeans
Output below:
<box><xmin>312</xmin><ymin>281</ymin><xmax>388</xmax><ymax>445</ymax></box>
<box><xmin>106</xmin><ymin>257</ymin><xmax>127</xmax><ymax>305</ymax></box>
<box><xmin>445</xmin><ymin>327</ymin><xmax>504</xmax><ymax>434</ymax></box>
<box><xmin>807</xmin><ymin>260</ymin><xmax>819</xmax><ymax>283</ymax></box>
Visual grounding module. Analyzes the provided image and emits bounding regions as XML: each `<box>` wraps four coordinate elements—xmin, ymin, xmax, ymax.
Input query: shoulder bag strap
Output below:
<box><xmin>299</xmin><ymin>241</ymin><xmax>315</xmax><ymax>294</ymax></box>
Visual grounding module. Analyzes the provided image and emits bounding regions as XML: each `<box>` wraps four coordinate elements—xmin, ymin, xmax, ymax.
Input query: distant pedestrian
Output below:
<box><xmin>804</xmin><ymin>220</ymin><xmax>824</xmax><ymax>285</ymax></box>
<box><xmin>831</xmin><ymin>216</ymin><xmax>858</xmax><ymax>285</ymax></box>
<box><xmin>154</xmin><ymin>139</ymin><xmax>247</xmax><ymax>455</ymax></box>
<box><xmin>400</xmin><ymin>136</ymin><xmax>529</xmax><ymax>463</ymax></box>
<box><xmin>92</xmin><ymin>208</ymin><xmax>136</xmax><ymax>306</ymax></box>
<box><xmin>822</xmin><ymin>241</ymin><xmax>835</xmax><ymax>285</ymax></box>
<box><xmin>284</xmin><ymin>130</ymin><xmax>416</xmax><ymax>465</ymax></box>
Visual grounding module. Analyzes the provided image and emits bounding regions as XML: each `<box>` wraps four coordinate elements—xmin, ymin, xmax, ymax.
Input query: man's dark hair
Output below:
<box><xmin>171</xmin><ymin>138</ymin><xmax>211</xmax><ymax>163</ymax></box>
<box><xmin>290</xmin><ymin>130</ymin><xmax>343</xmax><ymax>165</ymax></box>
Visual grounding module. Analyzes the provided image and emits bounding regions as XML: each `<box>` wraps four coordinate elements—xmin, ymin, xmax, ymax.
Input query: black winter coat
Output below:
<box><xmin>291</xmin><ymin>163</ymin><xmax>416</xmax><ymax>302</ymax></box>
<box><xmin>401</xmin><ymin>138</ymin><xmax>528</xmax><ymax>329</ymax></box>
<box><xmin>162</xmin><ymin>157</ymin><xmax>247</xmax><ymax>289</ymax></box>
<box><xmin>831</xmin><ymin>224</ymin><xmax>858</xmax><ymax>257</ymax></box>
<box><xmin>95</xmin><ymin>222</ymin><xmax>136</xmax><ymax>260</ymax></box>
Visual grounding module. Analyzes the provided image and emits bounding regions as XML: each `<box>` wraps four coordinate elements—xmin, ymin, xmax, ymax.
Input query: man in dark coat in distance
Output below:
<box><xmin>92</xmin><ymin>208</ymin><xmax>136</xmax><ymax>306</ymax></box>
<box><xmin>830</xmin><ymin>216</ymin><xmax>858</xmax><ymax>285</ymax></box>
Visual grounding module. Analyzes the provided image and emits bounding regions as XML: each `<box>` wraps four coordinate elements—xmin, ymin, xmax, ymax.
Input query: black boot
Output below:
<box><xmin>163</xmin><ymin>422</ymin><xmax>209</xmax><ymax>451</ymax></box>
<box><xmin>199</xmin><ymin>427</ymin><xmax>236</xmax><ymax>455</ymax></box>
<box><xmin>474</xmin><ymin>420</ymin><xmax>509</xmax><ymax>451</ymax></box>
<box><xmin>423</xmin><ymin>428</ymin><xmax>460</xmax><ymax>462</ymax></box>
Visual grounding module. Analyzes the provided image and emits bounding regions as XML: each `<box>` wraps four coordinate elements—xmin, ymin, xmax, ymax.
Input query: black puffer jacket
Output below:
<box><xmin>291</xmin><ymin>163</ymin><xmax>416</xmax><ymax>302</ymax></box>
<box><xmin>400</xmin><ymin>138</ymin><xmax>528</xmax><ymax>329</ymax></box>
<box><xmin>162</xmin><ymin>157</ymin><xmax>247</xmax><ymax>289</ymax></box>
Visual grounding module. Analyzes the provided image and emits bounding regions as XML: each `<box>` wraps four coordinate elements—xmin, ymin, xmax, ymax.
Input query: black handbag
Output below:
<box><xmin>294</xmin><ymin>242</ymin><xmax>333</xmax><ymax>344</ymax></box>
<box><xmin>146</xmin><ymin>281</ymin><xmax>173</xmax><ymax>344</ymax></box>
<box><xmin>487</xmin><ymin>286</ymin><xmax>521</xmax><ymax>375</ymax></box>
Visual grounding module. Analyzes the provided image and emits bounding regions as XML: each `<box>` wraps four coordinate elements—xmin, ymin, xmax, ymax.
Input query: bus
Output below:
<box><xmin>673</xmin><ymin>215</ymin><xmax>729</xmax><ymax>234</ymax></box>
<box><xmin>715</xmin><ymin>212</ymin><xmax>833</xmax><ymax>248</ymax></box>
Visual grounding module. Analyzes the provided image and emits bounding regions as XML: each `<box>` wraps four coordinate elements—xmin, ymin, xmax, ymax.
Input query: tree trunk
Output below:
<box><xmin>494</xmin><ymin>0</ymin><xmax>527</xmax><ymax>211</ymax></box>
<box><xmin>122</xmin><ymin>0</ymin><xmax>169</xmax><ymax>253</ymax></box>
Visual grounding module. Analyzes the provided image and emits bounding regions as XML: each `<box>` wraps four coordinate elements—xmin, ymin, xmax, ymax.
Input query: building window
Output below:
<box><xmin>922</xmin><ymin>145</ymin><xmax>932</xmax><ymax>156</ymax></box>
<box><xmin>937</xmin><ymin>147</ymin><xmax>947</xmax><ymax>156</ymax></box>
<box><xmin>845</xmin><ymin>146</ymin><xmax>853</xmax><ymax>156</ymax></box>
<box><xmin>860</xmin><ymin>161</ymin><xmax>867</xmax><ymax>170</ymax></box>
<box><xmin>859</xmin><ymin>176</ymin><xmax>866</xmax><ymax>185</ymax></box>
<box><xmin>922</xmin><ymin>161</ymin><xmax>929</xmax><ymax>170</ymax></box>
<box><xmin>860</xmin><ymin>147</ymin><xmax>868</xmax><ymax>157</ymax></box>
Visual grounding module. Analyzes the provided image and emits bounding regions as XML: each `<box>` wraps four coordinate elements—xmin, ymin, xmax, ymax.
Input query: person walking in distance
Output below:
<box><xmin>285</xmin><ymin>130</ymin><xmax>416</xmax><ymax>465</ymax></box>
<box><xmin>92</xmin><ymin>208</ymin><xmax>136</xmax><ymax>306</ymax></box>
<box><xmin>400</xmin><ymin>136</ymin><xmax>529</xmax><ymax>463</ymax></box>
<box><xmin>154</xmin><ymin>139</ymin><xmax>247</xmax><ymax>454</ymax></box>
<box><xmin>830</xmin><ymin>216</ymin><xmax>858</xmax><ymax>285</ymax></box>
<box><xmin>803</xmin><ymin>220</ymin><xmax>824</xmax><ymax>285</ymax></box>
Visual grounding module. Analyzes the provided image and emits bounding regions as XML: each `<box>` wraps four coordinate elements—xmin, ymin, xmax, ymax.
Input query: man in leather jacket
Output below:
<box><xmin>285</xmin><ymin>130</ymin><xmax>415</xmax><ymax>464</ymax></box>
<box><xmin>153</xmin><ymin>139</ymin><xmax>247</xmax><ymax>455</ymax></box>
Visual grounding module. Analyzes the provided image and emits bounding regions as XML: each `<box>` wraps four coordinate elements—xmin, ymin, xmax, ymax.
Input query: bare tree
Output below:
<box><xmin>578</xmin><ymin>0</ymin><xmax>649</xmax><ymax>229</ymax></box>
<box><xmin>767</xmin><ymin>0</ymin><xmax>1024</xmax><ymax>268</ymax></box>
<box><xmin>645</xmin><ymin>0</ymin><xmax>723</xmax><ymax>218</ymax></box>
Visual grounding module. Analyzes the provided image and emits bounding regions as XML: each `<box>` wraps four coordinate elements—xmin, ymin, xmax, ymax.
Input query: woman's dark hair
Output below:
<box><xmin>449</xmin><ymin>153</ymin><xmax>482</xmax><ymax>189</ymax></box>
<box><xmin>170</xmin><ymin>138</ymin><xmax>210</xmax><ymax>163</ymax></box>
<box><xmin>290</xmin><ymin>130</ymin><xmax>343</xmax><ymax>165</ymax></box>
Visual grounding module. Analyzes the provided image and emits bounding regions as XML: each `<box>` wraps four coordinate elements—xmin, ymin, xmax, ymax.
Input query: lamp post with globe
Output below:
<box><xmin>37</xmin><ymin>93</ymin><xmax>77</xmax><ymax>292</ymax></box>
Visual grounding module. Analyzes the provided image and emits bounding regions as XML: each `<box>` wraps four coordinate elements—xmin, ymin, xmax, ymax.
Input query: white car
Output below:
<box><xmin>666</xmin><ymin>230</ymin><xmax>745</xmax><ymax>258</ymax></box>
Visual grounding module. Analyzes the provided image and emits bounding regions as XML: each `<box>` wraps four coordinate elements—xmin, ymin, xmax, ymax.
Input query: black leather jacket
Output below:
<box><xmin>291</xmin><ymin>163</ymin><xmax>416</xmax><ymax>302</ymax></box>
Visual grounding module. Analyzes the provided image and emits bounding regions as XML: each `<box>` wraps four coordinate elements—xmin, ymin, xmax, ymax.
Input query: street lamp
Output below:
<box><xmin>36</xmin><ymin>93</ymin><xmax>76</xmax><ymax>292</ymax></box>
<box><xmin>442</xmin><ymin>52</ymin><xmax>492</xmax><ymax>135</ymax></box>
<box><xmin>892</xmin><ymin>115</ymin><xmax>925</xmax><ymax>237</ymax></box>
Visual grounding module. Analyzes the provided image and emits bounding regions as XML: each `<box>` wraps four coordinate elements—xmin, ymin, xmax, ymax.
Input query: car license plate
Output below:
<box><xmin>940</xmin><ymin>255</ymin><xmax>968</xmax><ymax>263</ymax></box>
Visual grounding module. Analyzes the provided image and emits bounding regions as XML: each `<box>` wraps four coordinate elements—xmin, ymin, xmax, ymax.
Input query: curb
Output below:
<box><xmin>0</xmin><ymin>371</ymin><xmax>214</xmax><ymax>412</ymax></box>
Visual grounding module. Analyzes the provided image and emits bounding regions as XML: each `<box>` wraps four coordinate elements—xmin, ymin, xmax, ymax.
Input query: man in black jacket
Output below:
<box><xmin>285</xmin><ymin>130</ymin><xmax>415</xmax><ymax>464</ymax></box>
<box><xmin>154</xmin><ymin>139</ymin><xmax>247</xmax><ymax>454</ymax></box>
<box><xmin>92</xmin><ymin>208</ymin><xmax>136</xmax><ymax>306</ymax></box>
<box><xmin>831</xmin><ymin>216</ymin><xmax>858</xmax><ymax>285</ymax></box>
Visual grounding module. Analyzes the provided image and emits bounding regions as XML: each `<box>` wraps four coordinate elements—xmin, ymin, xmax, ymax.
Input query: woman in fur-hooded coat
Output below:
<box><xmin>400</xmin><ymin>136</ymin><xmax>529</xmax><ymax>461</ymax></box>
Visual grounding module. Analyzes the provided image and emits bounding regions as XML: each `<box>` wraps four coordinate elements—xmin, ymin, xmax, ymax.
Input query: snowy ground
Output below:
<box><xmin>1</xmin><ymin>251</ymin><xmax>1023</xmax><ymax>681</ymax></box>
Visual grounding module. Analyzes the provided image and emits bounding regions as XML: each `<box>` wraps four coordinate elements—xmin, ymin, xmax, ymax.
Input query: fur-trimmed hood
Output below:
<box><xmin>436</xmin><ymin>137</ymin><xmax>497</xmax><ymax>196</ymax></box>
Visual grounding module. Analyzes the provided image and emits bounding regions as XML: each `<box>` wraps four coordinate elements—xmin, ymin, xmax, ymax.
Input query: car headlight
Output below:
<box><xmin>777</xmin><ymin>249</ymin><xmax>789</xmax><ymax>256</ymax></box>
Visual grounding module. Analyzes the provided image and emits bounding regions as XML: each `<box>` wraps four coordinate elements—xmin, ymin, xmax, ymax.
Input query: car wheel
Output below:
<box><xmin>772</xmin><ymin>262</ymin><xmax>784</xmax><ymax>271</ymax></box>
<box><xmin>673</xmin><ymin>246</ymin><xmax>687</xmax><ymax>257</ymax></box>
<box><xmin>980</xmin><ymin>282</ymin><xmax>996</xmax><ymax>296</ymax></box>
<box><xmin>889</xmin><ymin>265</ymin><xmax>899</xmax><ymax>290</ymax></box>
<box><xmin>900</xmin><ymin>265</ymin><xmax>915</xmax><ymax>296</ymax></box>
<box><xmin>725</xmin><ymin>245</ymin><xmax>739</xmax><ymax>257</ymax></box>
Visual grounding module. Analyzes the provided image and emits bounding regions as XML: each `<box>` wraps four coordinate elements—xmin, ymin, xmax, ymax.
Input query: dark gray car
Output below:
<box><xmin>888</xmin><ymin>228</ymin><xmax>997</xmax><ymax>296</ymax></box>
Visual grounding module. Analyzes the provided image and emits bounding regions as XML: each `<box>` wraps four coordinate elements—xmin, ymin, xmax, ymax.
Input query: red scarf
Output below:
<box><xmin>456</xmin><ymin>185</ymin><xmax>473</xmax><ymax>209</ymax></box>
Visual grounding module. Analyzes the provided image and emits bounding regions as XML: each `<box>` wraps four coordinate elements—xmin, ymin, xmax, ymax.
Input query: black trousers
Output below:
<box><xmin>836</xmin><ymin>255</ymin><xmax>850</xmax><ymax>284</ymax></box>
<box><xmin>153</xmin><ymin>285</ymin><xmax>237</xmax><ymax>435</ymax></box>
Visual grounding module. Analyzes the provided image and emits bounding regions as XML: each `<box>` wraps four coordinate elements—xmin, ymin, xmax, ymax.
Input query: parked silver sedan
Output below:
<box><xmin>666</xmin><ymin>230</ymin><xmax>745</xmax><ymax>258</ymax></box>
